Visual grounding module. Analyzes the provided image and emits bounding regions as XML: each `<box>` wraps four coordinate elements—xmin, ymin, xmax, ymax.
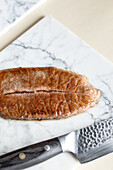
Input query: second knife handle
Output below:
<box><xmin>0</xmin><ymin>138</ymin><xmax>62</xmax><ymax>170</ymax></box>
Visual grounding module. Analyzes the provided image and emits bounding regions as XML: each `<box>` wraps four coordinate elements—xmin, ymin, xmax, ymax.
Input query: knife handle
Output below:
<box><xmin>0</xmin><ymin>138</ymin><xmax>62</xmax><ymax>170</ymax></box>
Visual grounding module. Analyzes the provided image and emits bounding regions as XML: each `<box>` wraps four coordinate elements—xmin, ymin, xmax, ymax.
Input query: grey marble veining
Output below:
<box><xmin>0</xmin><ymin>0</ymin><xmax>45</xmax><ymax>32</ymax></box>
<box><xmin>0</xmin><ymin>16</ymin><xmax>113</xmax><ymax>169</ymax></box>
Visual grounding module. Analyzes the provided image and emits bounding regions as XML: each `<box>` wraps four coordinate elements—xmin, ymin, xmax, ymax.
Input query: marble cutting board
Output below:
<box><xmin>0</xmin><ymin>0</ymin><xmax>46</xmax><ymax>33</ymax></box>
<box><xmin>0</xmin><ymin>16</ymin><xmax>113</xmax><ymax>170</ymax></box>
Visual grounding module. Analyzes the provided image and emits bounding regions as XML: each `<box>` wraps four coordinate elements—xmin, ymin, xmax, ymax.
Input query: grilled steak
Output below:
<box><xmin>0</xmin><ymin>67</ymin><xmax>101</xmax><ymax>120</ymax></box>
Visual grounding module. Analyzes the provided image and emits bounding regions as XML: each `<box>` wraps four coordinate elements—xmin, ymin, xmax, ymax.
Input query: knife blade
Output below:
<box><xmin>59</xmin><ymin>117</ymin><xmax>113</xmax><ymax>164</ymax></box>
<box><xmin>0</xmin><ymin>117</ymin><xmax>113</xmax><ymax>170</ymax></box>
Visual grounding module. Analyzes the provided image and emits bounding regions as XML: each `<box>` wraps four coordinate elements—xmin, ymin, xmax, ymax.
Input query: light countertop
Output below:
<box><xmin>1</xmin><ymin>0</ymin><xmax>113</xmax><ymax>63</ymax></box>
<box><xmin>0</xmin><ymin>0</ymin><xmax>113</xmax><ymax>170</ymax></box>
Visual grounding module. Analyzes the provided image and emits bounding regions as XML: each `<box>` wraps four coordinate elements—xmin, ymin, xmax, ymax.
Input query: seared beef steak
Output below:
<box><xmin>0</xmin><ymin>67</ymin><xmax>101</xmax><ymax>120</ymax></box>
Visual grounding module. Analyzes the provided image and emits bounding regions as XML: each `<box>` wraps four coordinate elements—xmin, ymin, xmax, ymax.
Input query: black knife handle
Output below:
<box><xmin>0</xmin><ymin>138</ymin><xmax>62</xmax><ymax>170</ymax></box>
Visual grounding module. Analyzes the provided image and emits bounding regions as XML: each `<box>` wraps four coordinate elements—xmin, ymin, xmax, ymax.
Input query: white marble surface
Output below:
<box><xmin>0</xmin><ymin>0</ymin><xmax>45</xmax><ymax>33</ymax></box>
<box><xmin>0</xmin><ymin>16</ymin><xmax>113</xmax><ymax>170</ymax></box>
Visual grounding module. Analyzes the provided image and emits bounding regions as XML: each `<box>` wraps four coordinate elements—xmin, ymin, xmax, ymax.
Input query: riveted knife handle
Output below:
<box><xmin>0</xmin><ymin>138</ymin><xmax>62</xmax><ymax>170</ymax></box>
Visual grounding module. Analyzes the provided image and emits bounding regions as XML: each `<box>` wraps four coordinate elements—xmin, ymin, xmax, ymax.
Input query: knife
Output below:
<box><xmin>0</xmin><ymin>117</ymin><xmax>113</xmax><ymax>170</ymax></box>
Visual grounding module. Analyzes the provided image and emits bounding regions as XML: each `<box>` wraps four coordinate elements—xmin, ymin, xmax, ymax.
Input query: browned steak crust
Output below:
<box><xmin>0</xmin><ymin>67</ymin><xmax>101</xmax><ymax>120</ymax></box>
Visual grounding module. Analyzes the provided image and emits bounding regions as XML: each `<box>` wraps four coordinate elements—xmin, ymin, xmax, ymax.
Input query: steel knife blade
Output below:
<box><xmin>0</xmin><ymin>117</ymin><xmax>113</xmax><ymax>169</ymax></box>
<box><xmin>59</xmin><ymin>117</ymin><xmax>113</xmax><ymax>164</ymax></box>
